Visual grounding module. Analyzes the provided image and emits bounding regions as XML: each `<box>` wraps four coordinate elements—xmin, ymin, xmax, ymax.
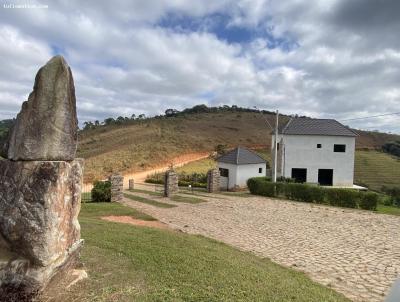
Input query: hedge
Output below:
<box><xmin>247</xmin><ymin>177</ymin><xmax>378</xmax><ymax>211</ymax></box>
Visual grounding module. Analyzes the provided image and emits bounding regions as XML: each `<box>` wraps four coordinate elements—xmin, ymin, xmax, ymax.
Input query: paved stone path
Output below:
<box><xmin>121</xmin><ymin>191</ymin><xmax>400</xmax><ymax>302</ymax></box>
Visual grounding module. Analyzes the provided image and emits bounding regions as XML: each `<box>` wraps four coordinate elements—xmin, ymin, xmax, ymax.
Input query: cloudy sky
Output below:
<box><xmin>0</xmin><ymin>0</ymin><xmax>399</xmax><ymax>133</ymax></box>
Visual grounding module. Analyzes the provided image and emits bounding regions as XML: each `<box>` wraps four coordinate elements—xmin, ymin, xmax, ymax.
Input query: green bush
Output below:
<box><xmin>247</xmin><ymin>177</ymin><xmax>378</xmax><ymax>211</ymax></box>
<box><xmin>179</xmin><ymin>180</ymin><xmax>207</xmax><ymax>188</ymax></box>
<box><xmin>247</xmin><ymin>177</ymin><xmax>275</xmax><ymax>197</ymax></box>
<box><xmin>91</xmin><ymin>180</ymin><xmax>111</xmax><ymax>202</ymax></box>
<box><xmin>325</xmin><ymin>189</ymin><xmax>359</xmax><ymax>208</ymax></box>
<box><xmin>145</xmin><ymin>178</ymin><xmax>164</xmax><ymax>184</ymax></box>
<box><xmin>359</xmin><ymin>192</ymin><xmax>379</xmax><ymax>210</ymax></box>
<box><xmin>382</xmin><ymin>186</ymin><xmax>400</xmax><ymax>207</ymax></box>
<box><xmin>277</xmin><ymin>176</ymin><xmax>295</xmax><ymax>183</ymax></box>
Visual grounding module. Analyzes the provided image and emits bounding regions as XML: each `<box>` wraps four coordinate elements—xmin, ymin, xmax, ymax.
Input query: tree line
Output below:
<box><xmin>82</xmin><ymin>104</ymin><xmax>279</xmax><ymax>130</ymax></box>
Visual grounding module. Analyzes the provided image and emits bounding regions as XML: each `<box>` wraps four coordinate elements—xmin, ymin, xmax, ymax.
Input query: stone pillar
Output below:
<box><xmin>109</xmin><ymin>174</ymin><xmax>124</xmax><ymax>202</ymax></box>
<box><xmin>0</xmin><ymin>55</ymin><xmax>85</xmax><ymax>299</ymax></box>
<box><xmin>128</xmin><ymin>179</ymin><xmax>134</xmax><ymax>190</ymax></box>
<box><xmin>207</xmin><ymin>169</ymin><xmax>220</xmax><ymax>193</ymax></box>
<box><xmin>164</xmin><ymin>170</ymin><xmax>178</xmax><ymax>197</ymax></box>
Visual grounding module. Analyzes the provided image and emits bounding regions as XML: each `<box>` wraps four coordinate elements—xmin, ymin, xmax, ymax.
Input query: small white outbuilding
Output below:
<box><xmin>217</xmin><ymin>147</ymin><xmax>267</xmax><ymax>190</ymax></box>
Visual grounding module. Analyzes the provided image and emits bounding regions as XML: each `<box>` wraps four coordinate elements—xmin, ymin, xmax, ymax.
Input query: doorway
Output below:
<box><xmin>291</xmin><ymin>168</ymin><xmax>307</xmax><ymax>183</ymax></box>
<box><xmin>318</xmin><ymin>169</ymin><xmax>333</xmax><ymax>186</ymax></box>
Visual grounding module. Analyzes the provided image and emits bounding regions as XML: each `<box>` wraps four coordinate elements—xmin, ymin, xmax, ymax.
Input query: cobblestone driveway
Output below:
<box><xmin>122</xmin><ymin>192</ymin><xmax>400</xmax><ymax>302</ymax></box>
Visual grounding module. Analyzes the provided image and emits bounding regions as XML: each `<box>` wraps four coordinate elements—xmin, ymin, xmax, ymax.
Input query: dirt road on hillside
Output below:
<box><xmin>122</xmin><ymin>152</ymin><xmax>210</xmax><ymax>188</ymax></box>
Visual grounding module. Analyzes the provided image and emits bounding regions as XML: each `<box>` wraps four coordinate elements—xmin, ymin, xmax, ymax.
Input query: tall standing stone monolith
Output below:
<box><xmin>0</xmin><ymin>55</ymin><xmax>84</xmax><ymax>300</ymax></box>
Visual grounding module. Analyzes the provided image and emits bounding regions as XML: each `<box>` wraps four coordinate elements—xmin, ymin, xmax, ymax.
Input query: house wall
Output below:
<box><xmin>218</xmin><ymin>162</ymin><xmax>266</xmax><ymax>189</ymax></box>
<box><xmin>236</xmin><ymin>164</ymin><xmax>266</xmax><ymax>187</ymax></box>
<box><xmin>271</xmin><ymin>134</ymin><xmax>355</xmax><ymax>186</ymax></box>
<box><xmin>217</xmin><ymin>162</ymin><xmax>237</xmax><ymax>189</ymax></box>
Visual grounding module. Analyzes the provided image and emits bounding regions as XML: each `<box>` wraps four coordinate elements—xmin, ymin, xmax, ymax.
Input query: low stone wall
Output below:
<box><xmin>164</xmin><ymin>170</ymin><xmax>178</xmax><ymax>197</ymax></box>
<box><xmin>109</xmin><ymin>174</ymin><xmax>124</xmax><ymax>202</ymax></box>
<box><xmin>207</xmin><ymin>169</ymin><xmax>220</xmax><ymax>193</ymax></box>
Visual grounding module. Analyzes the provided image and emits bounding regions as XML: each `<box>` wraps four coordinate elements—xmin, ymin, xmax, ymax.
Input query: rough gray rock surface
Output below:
<box><xmin>0</xmin><ymin>159</ymin><xmax>83</xmax><ymax>293</ymax></box>
<box><xmin>5</xmin><ymin>55</ymin><xmax>78</xmax><ymax>160</ymax></box>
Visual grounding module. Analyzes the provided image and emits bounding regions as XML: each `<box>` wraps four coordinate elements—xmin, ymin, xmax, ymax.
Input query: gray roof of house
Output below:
<box><xmin>279</xmin><ymin>118</ymin><xmax>358</xmax><ymax>137</ymax></box>
<box><xmin>217</xmin><ymin>147</ymin><xmax>266</xmax><ymax>165</ymax></box>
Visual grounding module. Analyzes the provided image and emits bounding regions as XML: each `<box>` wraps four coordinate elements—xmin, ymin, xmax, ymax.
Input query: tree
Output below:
<box><xmin>116</xmin><ymin>116</ymin><xmax>125</xmax><ymax>124</ymax></box>
<box><xmin>382</xmin><ymin>141</ymin><xmax>400</xmax><ymax>157</ymax></box>
<box><xmin>104</xmin><ymin>117</ymin><xmax>115</xmax><ymax>125</ymax></box>
<box><xmin>130</xmin><ymin>114</ymin><xmax>136</xmax><ymax>120</ymax></box>
<box><xmin>214</xmin><ymin>144</ymin><xmax>228</xmax><ymax>156</ymax></box>
<box><xmin>83</xmin><ymin>121</ymin><xmax>94</xmax><ymax>130</ymax></box>
<box><xmin>165</xmin><ymin>108</ymin><xmax>179</xmax><ymax>117</ymax></box>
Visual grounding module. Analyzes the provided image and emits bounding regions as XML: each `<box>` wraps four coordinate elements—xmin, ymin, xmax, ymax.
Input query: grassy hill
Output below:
<box><xmin>354</xmin><ymin>150</ymin><xmax>400</xmax><ymax>191</ymax></box>
<box><xmin>77</xmin><ymin>108</ymin><xmax>400</xmax><ymax>181</ymax></box>
<box><xmin>1</xmin><ymin>106</ymin><xmax>399</xmax><ymax>182</ymax></box>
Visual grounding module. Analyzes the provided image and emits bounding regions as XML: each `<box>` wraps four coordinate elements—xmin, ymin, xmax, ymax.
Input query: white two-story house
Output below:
<box><xmin>271</xmin><ymin>118</ymin><xmax>358</xmax><ymax>187</ymax></box>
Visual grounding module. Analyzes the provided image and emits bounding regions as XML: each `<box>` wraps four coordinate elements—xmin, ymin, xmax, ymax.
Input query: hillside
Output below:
<box><xmin>1</xmin><ymin>106</ymin><xmax>399</xmax><ymax>181</ymax></box>
<box><xmin>77</xmin><ymin>108</ymin><xmax>400</xmax><ymax>181</ymax></box>
<box><xmin>354</xmin><ymin>150</ymin><xmax>400</xmax><ymax>191</ymax></box>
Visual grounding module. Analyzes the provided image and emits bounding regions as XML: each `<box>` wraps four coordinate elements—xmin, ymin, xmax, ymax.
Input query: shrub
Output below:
<box><xmin>247</xmin><ymin>177</ymin><xmax>275</xmax><ymax>197</ymax></box>
<box><xmin>359</xmin><ymin>192</ymin><xmax>378</xmax><ymax>210</ymax></box>
<box><xmin>247</xmin><ymin>177</ymin><xmax>378</xmax><ymax>211</ymax></box>
<box><xmin>179</xmin><ymin>180</ymin><xmax>207</xmax><ymax>188</ymax></box>
<box><xmin>178</xmin><ymin>172</ymin><xmax>207</xmax><ymax>183</ymax></box>
<box><xmin>325</xmin><ymin>189</ymin><xmax>359</xmax><ymax>208</ymax></box>
<box><xmin>91</xmin><ymin>180</ymin><xmax>111</xmax><ymax>202</ymax></box>
<box><xmin>308</xmin><ymin>186</ymin><xmax>327</xmax><ymax>204</ymax></box>
<box><xmin>277</xmin><ymin>176</ymin><xmax>295</xmax><ymax>183</ymax></box>
<box><xmin>145</xmin><ymin>178</ymin><xmax>164</xmax><ymax>184</ymax></box>
<box><xmin>382</xmin><ymin>186</ymin><xmax>400</xmax><ymax>207</ymax></box>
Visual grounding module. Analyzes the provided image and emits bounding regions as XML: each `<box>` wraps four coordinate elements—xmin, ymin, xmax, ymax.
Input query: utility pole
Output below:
<box><xmin>273</xmin><ymin>110</ymin><xmax>279</xmax><ymax>183</ymax></box>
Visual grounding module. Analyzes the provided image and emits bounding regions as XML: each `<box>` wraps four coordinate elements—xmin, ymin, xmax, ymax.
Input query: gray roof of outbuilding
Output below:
<box><xmin>217</xmin><ymin>147</ymin><xmax>266</xmax><ymax>165</ymax></box>
<box><xmin>279</xmin><ymin>118</ymin><xmax>358</xmax><ymax>137</ymax></box>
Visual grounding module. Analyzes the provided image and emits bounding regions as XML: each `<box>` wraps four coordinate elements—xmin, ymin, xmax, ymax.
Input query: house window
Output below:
<box><xmin>259</xmin><ymin>167</ymin><xmax>263</xmax><ymax>174</ymax></box>
<box><xmin>334</xmin><ymin>144</ymin><xmax>346</xmax><ymax>152</ymax></box>
<box><xmin>277</xmin><ymin>143</ymin><xmax>280</xmax><ymax>150</ymax></box>
<box><xmin>317</xmin><ymin>144</ymin><xmax>322</xmax><ymax>148</ymax></box>
<box><xmin>219</xmin><ymin>168</ymin><xmax>229</xmax><ymax>177</ymax></box>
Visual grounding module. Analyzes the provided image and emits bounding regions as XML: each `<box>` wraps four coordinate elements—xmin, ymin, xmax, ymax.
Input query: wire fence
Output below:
<box><xmin>82</xmin><ymin>182</ymin><xmax>94</xmax><ymax>202</ymax></box>
<box><xmin>81</xmin><ymin>178</ymin><xmax>210</xmax><ymax>203</ymax></box>
<box><xmin>131</xmin><ymin>181</ymin><xmax>208</xmax><ymax>194</ymax></box>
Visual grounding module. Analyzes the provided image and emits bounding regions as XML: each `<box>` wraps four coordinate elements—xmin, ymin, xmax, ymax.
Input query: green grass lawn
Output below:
<box><xmin>170</xmin><ymin>195</ymin><xmax>207</xmax><ymax>204</ymax></box>
<box><xmin>355</xmin><ymin>150</ymin><xmax>400</xmax><ymax>191</ymax></box>
<box><xmin>129</xmin><ymin>188</ymin><xmax>163</xmax><ymax>196</ymax></box>
<box><xmin>52</xmin><ymin>202</ymin><xmax>349</xmax><ymax>301</ymax></box>
<box><xmin>377</xmin><ymin>204</ymin><xmax>400</xmax><ymax>216</ymax></box>
<box><xmin>124</xmin><ymin>193</ymin><xmax>176</xmax><ymax>208</ymax></box>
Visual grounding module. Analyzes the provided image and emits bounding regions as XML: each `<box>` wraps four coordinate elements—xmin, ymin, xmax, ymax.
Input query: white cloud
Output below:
<box><xmin>0</xmin><ymin>0</ymin><xmax>398</xmax><ymax>132</ymax></box>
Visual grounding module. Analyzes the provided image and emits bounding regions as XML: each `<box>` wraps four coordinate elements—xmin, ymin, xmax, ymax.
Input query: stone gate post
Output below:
<box><xmin>109</xmin><ymin>173</ymin><xmax>124</xmax><ymax>202</ymax></box>
<box><xmin>128</xmin><ymin>179</ymin><xmax>135</xmax><ymax>190</ymax></box>
<box><xmin>164</xmin><ymin>170</ymin><xmax>178</xmax><ymax>197</ymax></box>
<box><xmin>207</xmin><ymin>168</ymin><xmax>220</xmax><ymax>193</ymax></box>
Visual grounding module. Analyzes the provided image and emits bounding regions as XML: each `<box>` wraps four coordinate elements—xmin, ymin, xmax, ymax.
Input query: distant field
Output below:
<box><xmin>354</xmin><ymin>150</ymin><xmax>400</xmax><ymax>191</ymax></box>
